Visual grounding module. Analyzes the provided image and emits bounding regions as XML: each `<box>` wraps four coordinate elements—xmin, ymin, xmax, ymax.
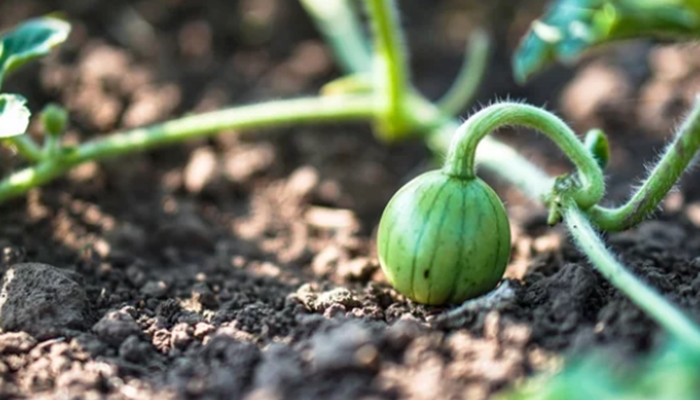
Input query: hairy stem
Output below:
<box><xmin>442</xmin><ymin>102</ymin><xmax>604</xmax><ymax>209</ymax></box>
<box><xmin>0</xmin><ymin>95</ymin><xmax>376</xmax><ymax>203</ymax></box>
<box><xmin>426</xmin><ymin>116</ymin><xmax>555</xmax><ymax>199</ymax></box>
<box><xmin>588</xmin><ymin>96</ymin><xmax>700</xmax><ymax>231</ymax></box>
<box><xmin>564</xmin><ymin>199</ymin><xmax>700</xmax><ymax>349</ymax></box>
<box><xmin>437</xmin><ymin>29</ymin><xmax>490</xmax><ymax>117</ymax></box>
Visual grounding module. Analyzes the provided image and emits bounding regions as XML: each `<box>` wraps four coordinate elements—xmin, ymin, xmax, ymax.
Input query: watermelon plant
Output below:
<box><xmin>1</xmin><ymin>0</ymin><xmax>700</xmax><ymax>367</ymax></box>
<box><xmin>356</xmin><ymin>0</ymin><xmax>700</xmax><ymax>351</ymax></box>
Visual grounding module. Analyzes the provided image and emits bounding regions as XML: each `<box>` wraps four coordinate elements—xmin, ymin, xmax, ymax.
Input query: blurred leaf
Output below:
<box><xmin>514</xmin><ymin>0</ymin><xmax>700</xmax><ymax>83</ymax></box>
<box><xmin>498</xmin><ymin>338</ymin><xmax>700</xmax><ymax>400</ymax></box>
<box><xmin>0</xmin><ymin>16</ymin><xmax>71</xmax><ymax>86</ymax></box>
<box><xmin>0</xmin><ymin>94</ymin><xmax>30</xmax><ymax>138</ymax></box>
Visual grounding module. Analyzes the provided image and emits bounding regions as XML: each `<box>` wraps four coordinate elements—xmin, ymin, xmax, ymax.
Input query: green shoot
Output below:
<box><xmin>365</xmin><ymin>0</ymin><xmax>413</xmax><ymax>141</ymax></box>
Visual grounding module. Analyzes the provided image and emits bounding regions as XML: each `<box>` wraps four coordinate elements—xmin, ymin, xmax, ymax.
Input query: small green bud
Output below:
<box><xmin>584</xmin><ymin>128</ymin><xmax>610</xmax><ymax>169</ymax></box>
<box><xmin>40</xmin><ymin>103</ymin><xmax>68</xmax><ymax>137</ymax></box>
<box><xmin>377</xmin><ymin>170</ymin><xmax>511</xmax><ymax>305</ymax></box>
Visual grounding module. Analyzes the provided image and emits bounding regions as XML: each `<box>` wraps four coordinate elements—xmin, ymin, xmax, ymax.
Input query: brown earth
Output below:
<box><xmin>1</xmin><ymin>0</ymin><xmax>700</xmax><ymax>399</ymax></box>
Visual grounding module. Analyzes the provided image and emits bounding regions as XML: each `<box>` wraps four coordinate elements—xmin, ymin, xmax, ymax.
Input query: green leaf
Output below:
<box><xmin>513</xmin><ymin>0</ymin><xmax>700</xmax><ymax>83</ymax></box>
<box><xmin>0</xmin><ymin>16</ymin><xmax>71</xmax><ymax>85</ymax></box>
<box><xmin>0</xmin><ymin>94</ymin><xmax>31</xmax><ymax>138</ymax></box>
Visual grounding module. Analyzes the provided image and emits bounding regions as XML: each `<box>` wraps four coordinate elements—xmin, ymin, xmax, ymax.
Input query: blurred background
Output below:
<box><xmin>3</xmin><ymin>0</ymin><xmax>700</xmax><ymax>215</ymax></box>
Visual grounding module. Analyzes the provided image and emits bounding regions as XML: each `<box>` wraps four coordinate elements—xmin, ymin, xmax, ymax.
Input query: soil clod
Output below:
<box><xmin>0</xmin><ymin>263</ymin><xmax>92</xmax><ymax>339</ymax></box>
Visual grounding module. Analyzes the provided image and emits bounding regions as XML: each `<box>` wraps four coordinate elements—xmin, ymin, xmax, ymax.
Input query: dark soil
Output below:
<box><xmin>1</xmin><ymin>0</ymin><xmax>700</xmax><ymax>399</ymax></box>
